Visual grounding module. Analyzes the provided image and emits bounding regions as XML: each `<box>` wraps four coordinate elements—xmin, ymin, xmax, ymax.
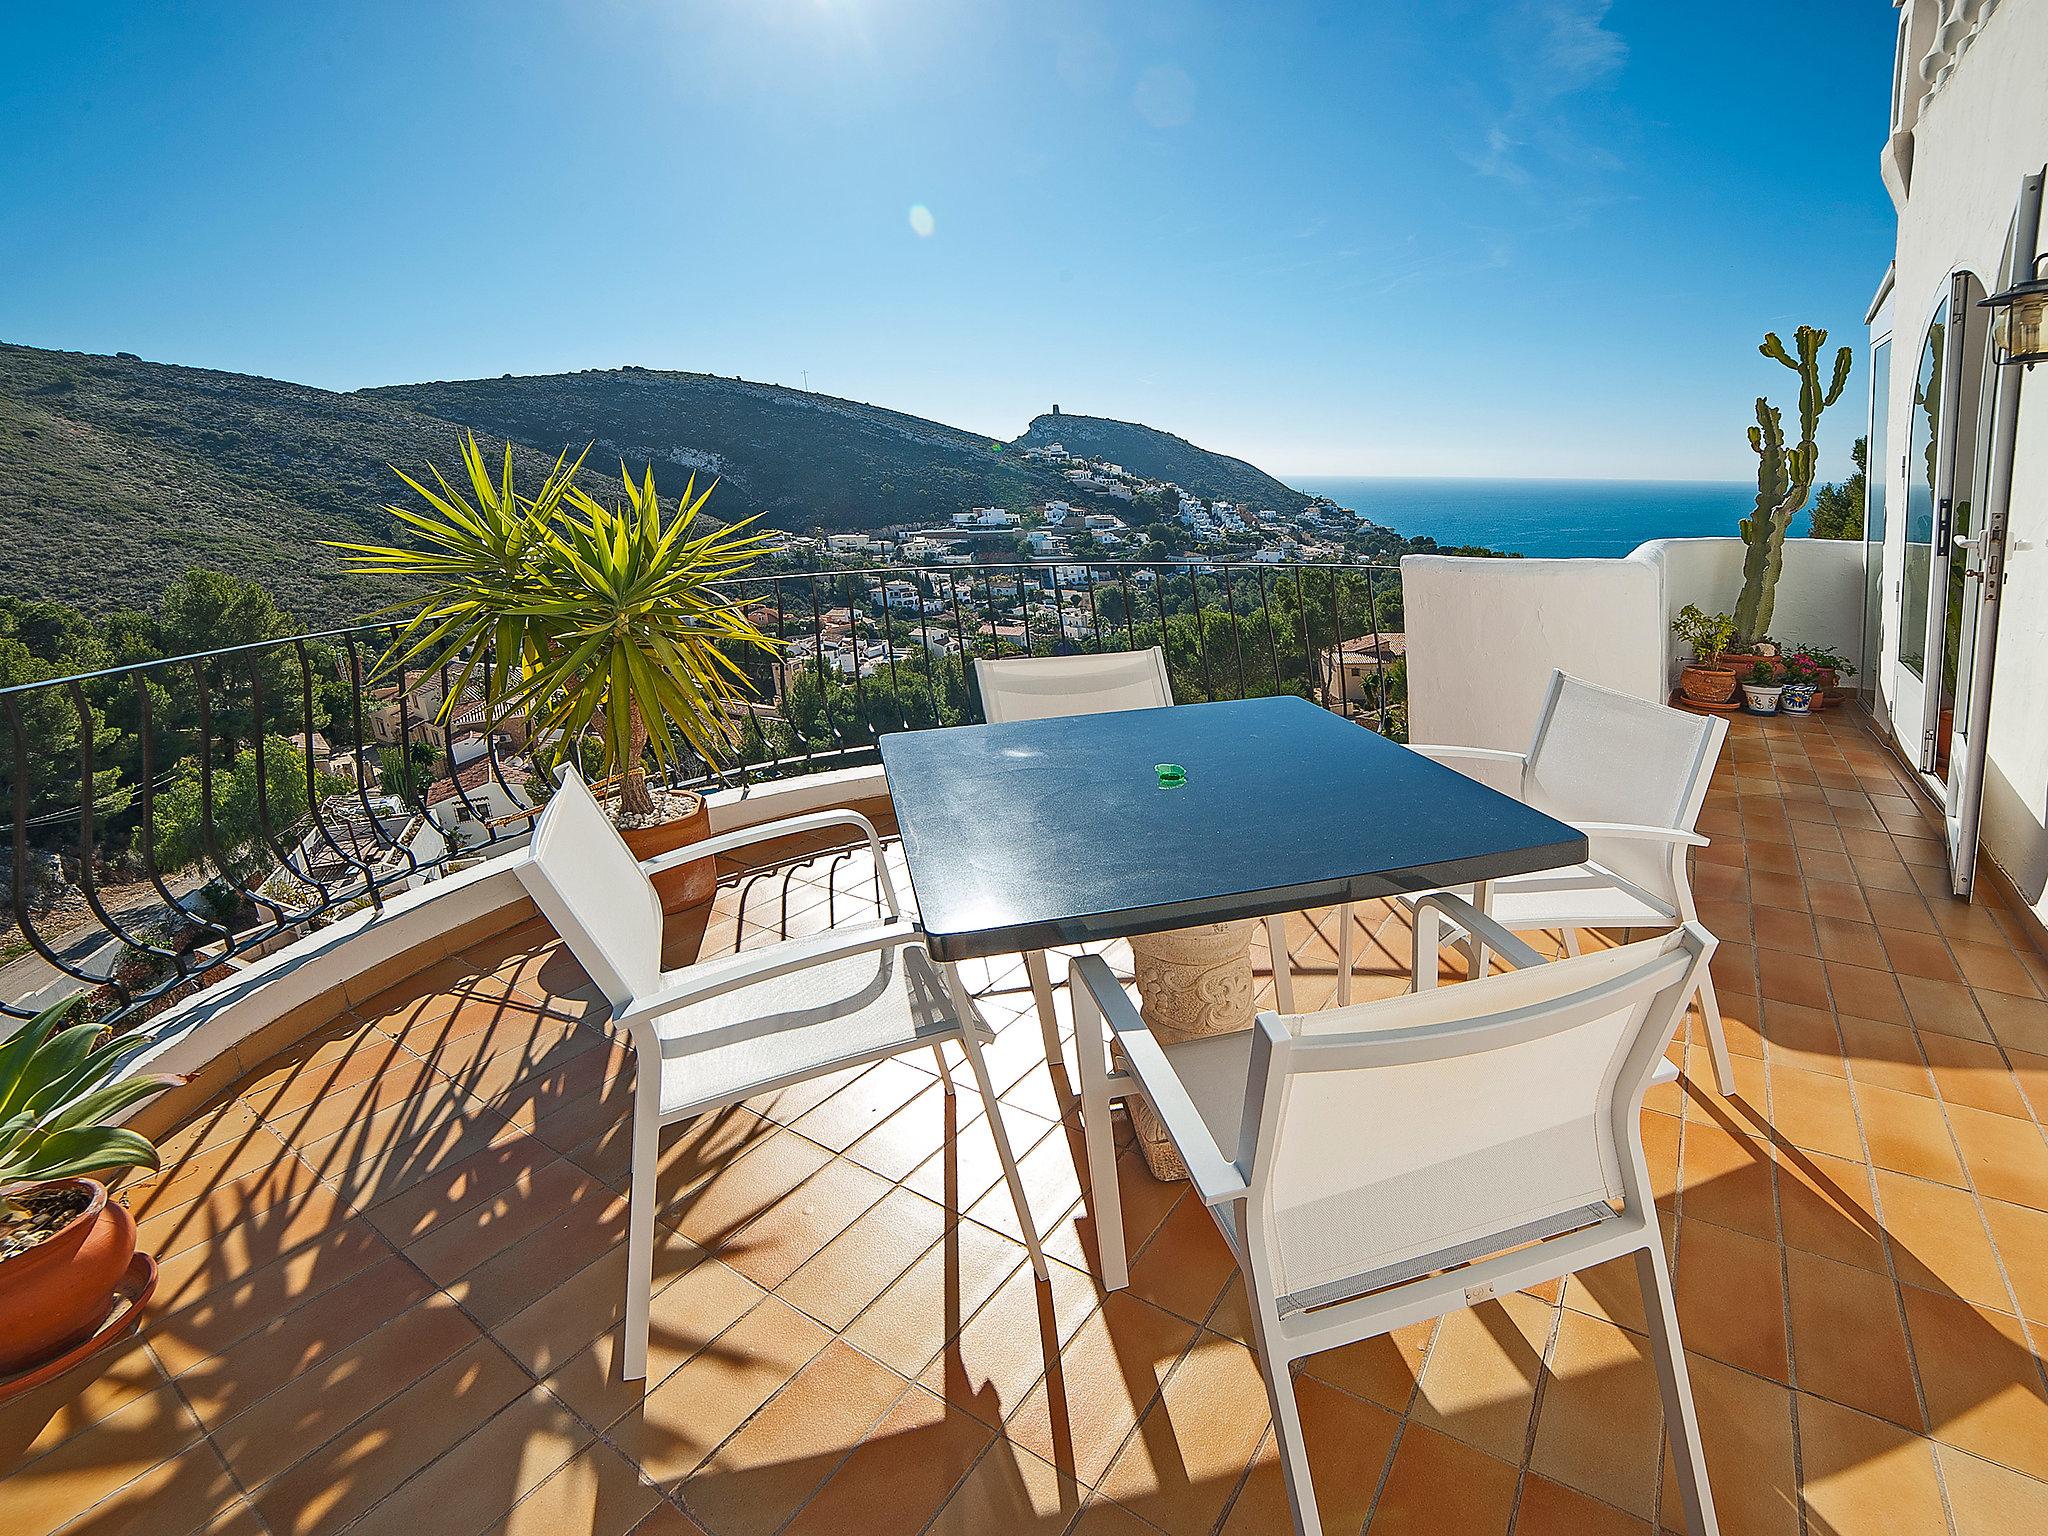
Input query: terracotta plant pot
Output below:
<box><xmin>1679</xmin><ymin>664</ymin><xmax>1738</xmax><ymax>706</ymax></box>
<box><xmin>0</xmin><ymin>1178</ymin><xmax>137</xmax><ymax>1377</ymax></box>
<box><xmin>1722</xmin><ymin>650</ymin><xmax>1774</xmax><ymax>682</ymax></box>
<box><xmin>616</xmin><ymin>789</ymin><xmax>717</xmax><ymax>913</ymax></box>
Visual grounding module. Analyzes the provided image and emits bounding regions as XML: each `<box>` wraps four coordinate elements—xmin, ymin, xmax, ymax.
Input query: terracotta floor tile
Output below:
<box><xmin>1899</xmin><ymin>975</ymin><xmax>1995</xmax><ymax>1041</ymax></box>
<box><xmin>0</xmin><ymin>1336</ymin><xmax>163</xmax><ymax>1469</ymax></box>
<box><xmin>1784</xmin><ymin>1248</ymin><xmax>1922</xmax><ymax>1430</ymax></box>
<box><xmin>1748</xmin><ymin>871</ymin><xmax>1809</xmax><ymax>913</ymax></box>
<box><xmin>1121</xmin><ymin>1185</ymin><xmax>1240</xmax><ymax>1326</ymax></box>
<box><xmin>839</xmin><ymin>1216</ymin><xmax>1029</xmax><ymax>1379</ymax></box>
<box><xmin>1920</xmin><ymin>1033</ymin><xmax>2032</xmax><ymax>1119</ymax></box>
<box><xmin>612</xmin><ymin>1297</ymin><xmax>834</xmax><ymax>1487</ymax></box>
<box><xmin>1935</xmin><ymin>1444</ymin><xmax>2048</xmax><ymax>1534</ymax></box>
<box><xmin>1806</xmin><ymin>879</ymin><xmax>1873</xmax><ymax>923</ymax></box>
<box><xmin>1216</xmin><ymin>1375</ymin><xmax>1397</xmax><ymax>1536</ymax></box>
<box><xmin>842</xmin><ymin>1079</ymin><xmax>987</xmax><ymax>1184</ymax></box>
<box><xmin>1981</xmin><ymin>1197</ymin><xmax>2048</xmax><ymax>1325</ymax></box>
<box><xmin>1751</xmin><ymin>904</ymin><xmax>1818</xmax><ymax>957</ymax></box>
<box><xmin>680</xmin><ymin>1339</ymin><xmax>911</xmax><ymax>1536</ymax></box>
<box><xmin>1366</xmin><ymin>1422</ymin><xmax>1518</xmax><ymax>1536</ymax></box>
<box><xmin>0</xmin><ymin>1385</ymin><xmax>209</xmax><ymax>1536</ymax></box>
<box><xmin>709</xmin><ymin>1153</ymin><xmax>893</xmax><ymax>1291</ymax></box>
<box><xmin>924</xmin><ymin>1442</ymin><xmax>1081</xmax><ymax>1536</ymax></box>
<box><xmin>1529</xmin><ymin>1309</ymin><xmax>1667</xmax><ymax>1520</ymax></box>
<box><xmin>1900</xmin><ymin>1286</ymin><xmax>2048</xmax><ymax>1481</ymax></box>
<box><xmin>1947</xmin><ymin>1102</ymin><xmax>2048</xmax><ymax>1210</ymax></box>
<box><xmin>1765</xmin><ymin>1062</ymin><xmax>1865</xmax><ymax>1161</ymax></box>
<box><xmin>666</xmin><ymin>1128</ymin><xmax>835</xmax><ymax>1252</ymax></box>
<box><xmin>1975</xmin><ymin>988</ymin><xmax>2048</xmax><ymax>1056</ymax></box>
<box><xmin>1409</xmin><ymin>1293</ymin><xmax>1553</xmax><ymax>1464</ymax></box>
<box><xmin>1824</xmin><ymin>961</ymin><xmax>1908</xmax><ymax>1025</ymax></box>
<box><xmin>1856</xmin><ymin>1082</ymin><xmax>1966</xmax><ymax>1185</ymax></box>
<box><xmin>1757</xmin><ymin>1000</ymin><xmax>1844</xmax><ymax>1080</ymax></box>
<box><xmin>780</xmin><ymin>1386</ymin><xmax>993</xmax><ymax>1536</ymax></box>
<box><xmin>1097</xmin><ymin>1332</ymin><xmax>1273</xmax><ymax>1534</ymax></box>
<box><xmin>404</xmin><ymin>1151</ymin><xmax>602</xmax><ymax>1284</ymax></box>
<box><xmin>919</xmin><ymin>1257</ymin><xmax>1101</xmax><ymax>1428</ymax></box>
<box><xmin>1875</xmin><ymin>1171</ymin><xmax>2011</xmax><ymax>1310</ymax></box>
<box><xmin>1673</xmin><ymin>1218</ymin><xmax>1787</xmax><ymax>1382</ymax></box>
<box><xmin>1794</xmin><ymin>1393</ymin><xmax>1946</xmax><ymax>1536</ymax></box>
<box><xmin>1659</xmin><ymin>1350</ymin><xmax>1800</xmax><ymax>1536</ymax></box>
<box><xmin>1297</xmin><ymin>1319</ymin><xmax>1436</xmax><ymax>1414</ymax></box>
<box><xmin>1948</xmin><ymin>940</ymin><xmax>2043</xmax><ymax>1001</ymax></box>
<box><xmin>346</xmin><ymin>1386</ymin><xmax>593</xmax><ymax>1536</ymax></box>
<box><xmin>1516</xmin><ymin>1472</ymin><xmax>1651</xmax><ymax>1536</ymax></box>
<box><xmin>787</xmin><ymin>1057</ymin><xmax>933</xmax><ymax>1153</ymax></box>
<box><xmin>1757</xmin><ymin>948</ymin><xmax>1828</xmax><ymax>1008</ymax></box>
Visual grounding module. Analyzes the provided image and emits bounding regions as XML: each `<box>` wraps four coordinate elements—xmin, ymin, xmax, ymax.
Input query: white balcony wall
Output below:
<box><xmin>1403</xmin><ymin>537</ymin><xmax>1866</xmax><ymax>752</ymax></box>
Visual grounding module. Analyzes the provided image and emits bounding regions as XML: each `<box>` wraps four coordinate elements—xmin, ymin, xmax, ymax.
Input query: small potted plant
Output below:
<box><xmin>1741</xmin><ymin>658</ymin><xmax>1787</xmax><ymax>715</ymax></box>
<box><xmin>331</xmin><ymin>436</ymin><xmax>779</xmax><ymax>912</ymax></box>
<box><xmin>1785</xmin><ymin>644</ymin><xmax>1856</xmax><ymax>707</ymax></box>
<box><xmin>1779</xmin><ymin>653</ymin><xmax>1821</xmax><ymax>716</ymax></box>
<box><xmin>1671</xmin><ymin>605</ymin><xmax>1739</xmax><ymax>706</ymax></box>
<box><xmin>2</xmin><ymin>995</ymin><xmax>180</xmax><ymax>1386</ymax></box>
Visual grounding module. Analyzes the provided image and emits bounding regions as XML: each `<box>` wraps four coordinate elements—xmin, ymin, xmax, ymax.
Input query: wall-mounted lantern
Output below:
<box><xmin>1981</xmin><ymin>254</ymin><xmax>2048</xmax><ymax>367</ymax></box>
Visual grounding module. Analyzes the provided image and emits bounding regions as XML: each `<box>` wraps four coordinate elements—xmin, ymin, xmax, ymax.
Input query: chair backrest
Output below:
<box><xmin>1238</xmin><ymin>927</ymin><xmax>1707</xmax><ymax>1313</ymax></box>
<box><xmin>514</xmin><ymin>765</ymin><xmax>663</xmax><ymax>1009</ymax></box>
<box><xmin>974</xmin><ymin>647</ymin><xmax>1173</xmax><ymax>723</ymax></box>
<box><xmin>1520</xmin><ymin>670</ymin><xmax>1727</xmax><ymax>900</ymax></box>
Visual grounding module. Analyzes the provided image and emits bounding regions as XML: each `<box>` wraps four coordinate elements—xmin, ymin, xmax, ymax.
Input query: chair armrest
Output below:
<box><xmin>615</xmin><ymin>918</ymin><xmax>923</xmax><ymax>1035</ymax></box>
<box><xmin>1573</xmin><ymin>821</ymin><xmax>1708</xmax><ymax>849</ymax></box>
<box><xmin>1069</xmin><ymin>955</ymin><xmax>1249</xmax><ymax>1205</ymax></box>
<box><xmin>1409</xmin><ymin>745</ymin><xmax>1528</xmax><ymax>767</ymax></box>
<box><xmin>1410</xmin><ymin>893</ymin><xmax>1550</xmax><ymax>972</ymax></box>
<box><xmin>638</xmin><ymin>808</ymin><xmax>901</xmax><ymax>916</ymax></box>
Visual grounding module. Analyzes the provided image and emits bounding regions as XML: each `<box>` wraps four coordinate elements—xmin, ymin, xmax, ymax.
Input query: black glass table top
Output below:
<box><xmin>878</xmin><ymin>695</ymin><xmax>1587</xmax><ymax>962</ymax></box>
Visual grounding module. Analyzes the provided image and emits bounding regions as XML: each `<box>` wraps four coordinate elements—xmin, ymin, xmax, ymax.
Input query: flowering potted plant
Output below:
<box><xmin>1779</xmin><ymin>649</ymin><xmax>1835</xmax><ymax>715</ymax></box>
<box><xmin>331</xmin><ymin>435</ymin><xmax>779</xmax><ymax>911</ymax></box>
<box><xmin>1671</xmin><ymin>605</ymin><xmax>1738</xmax><ymax>706</ymax></box>
<box><xmin>1</xmin><ymin>994</ymin><xmax>179</xmax><ymax>1388</ymax></box>
<box><xmin>1784</xmin><ymin>644</ymin><xmax>1856</xmax><ymax>708</ymax></box>
<box><xmin>1740</xmin><ymin>658</ymin><xmax>1787</xmax><ymax>715</ymax></box>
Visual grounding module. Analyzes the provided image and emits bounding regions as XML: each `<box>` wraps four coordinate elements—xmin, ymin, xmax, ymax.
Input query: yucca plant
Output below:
<box><xmin>518</xmin><ymin>467</ymin><xmax>777</xmax><ymax>815</ymax></box>
<box><xmin>0</xmin><ymin>995</ymin><xmax>179</xmax><ymax>1202</ymax></box>
<box><xmin>324</xmin><ymin>431</ymin><xmax>589</xmax><ymax>715</ymax></box>
<box><xmin>330</xmin><ymin>440</ymin><xmax>778</xmax><ymax>818</ymax></box>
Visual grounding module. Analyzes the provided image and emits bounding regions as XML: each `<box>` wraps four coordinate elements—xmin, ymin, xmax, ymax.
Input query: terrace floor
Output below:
<box><xmin>6</xmin><ymin>707</ymin><xmax>2048</xmax><ymax>1536</ymax></box>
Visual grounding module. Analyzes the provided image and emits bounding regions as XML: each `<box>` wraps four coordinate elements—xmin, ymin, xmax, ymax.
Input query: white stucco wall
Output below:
<box><xmin>1881</xmin><ymin>1</ymin><xmax>2048</xmax><ymax>911</ymax></box>
<box><xmin>1402</xmin><ymin>537</ymin><xmax>1866</xmax><ymax>752</ymax></box>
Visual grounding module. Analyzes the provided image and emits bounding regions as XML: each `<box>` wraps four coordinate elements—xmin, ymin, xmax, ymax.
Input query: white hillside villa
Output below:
<box><xmin>1862</xmin><ymin>0</ymin><xmax>2048</xmax><ymax>911</ymax></box>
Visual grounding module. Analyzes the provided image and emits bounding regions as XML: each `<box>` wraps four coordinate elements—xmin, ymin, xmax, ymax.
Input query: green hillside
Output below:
<box><xmin>363</xmin><ymin>369</ymin><xmax>1091</xmax><ymax>532</ymax></box>
<box><xmin>1011</xmin><ymin>410</ymin><xmax>1314</xmax><ymax>514</ymax></box>
<box><xmin>0</xmin><ymin>344</ymin><xmax>592</xmax><ymax>620</ymax></box>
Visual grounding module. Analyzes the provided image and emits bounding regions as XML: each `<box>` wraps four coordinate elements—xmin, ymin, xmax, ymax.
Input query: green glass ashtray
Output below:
<box><xmin>1154</xmin><ymin>762</ymin><xmax>1187</xmax><ymax>790</ymax></box>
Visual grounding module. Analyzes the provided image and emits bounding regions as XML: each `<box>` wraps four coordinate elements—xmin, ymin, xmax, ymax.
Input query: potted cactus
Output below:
<box><xmin>1730</xmin><ymin>327</ymin><xmax>1854</xmax><ymax>651</ymax></box>
<box><xmin>1</xmin><ymin>995</ymin><xmax>179</xmax><ymax>1386</ymax></box>
<box><xmin>1672</xmin><ymin>605</ymin><xmax>1739</xmax><ymax>706</ymax></box>
<box><xmin>1740</xmin><ymin>659</ymin><xmax>1787</xmax><ymax>715</ymax></box>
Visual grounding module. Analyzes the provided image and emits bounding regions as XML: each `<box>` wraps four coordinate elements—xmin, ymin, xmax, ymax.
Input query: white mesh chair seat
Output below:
<box><xmin>1074</xmin><ymin>904</ymin><xmax>1724</xmax><ymax>1536</ymax></box>
<box><xmin>1455</xmin><ymin>866</ymin><xmax>1678</xmax><ymax>932</ymax></box>
<box><xmin>1395</xmin><ymin>670</ymin><xmax>1733</xmax><ymax>1095</ymax></box>
<box><xmin>651</xmin><ymin>940</ymin><xmax>977</xmax><ymax>1121</ymax></box>
<box><xmin>517</xmin><ymin>766</ymin><xmax>1047</xmax><ymax>1387</ymax></box>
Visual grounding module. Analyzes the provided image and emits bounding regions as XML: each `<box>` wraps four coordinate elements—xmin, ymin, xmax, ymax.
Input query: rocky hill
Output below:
<box><xmin>0</xmin><ymin>344</ymin><xmax>594</xmax><ymax>620</ymax></box>
<box><xmin>1010</xmin><ymin>410</ymin><xmax>1313</xmax><ymax>515</ymax></box>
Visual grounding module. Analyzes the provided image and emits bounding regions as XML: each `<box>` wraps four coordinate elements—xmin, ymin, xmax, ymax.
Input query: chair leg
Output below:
<box><xmin>1264</xmin><ymin>913</ymin><xmax>1295</xmax><ymax>1013</ymax></box>
<box><xmin>1245</xmin><ymin>1322</ymin><xmax>1323</xmax><ymax>1536</ymax></box>
<box><xmin>622</xmin><ymin>1071</ymin><xmax>662</xmax><ymax>1383</ymax></box>
<box><xmin>1412</xmin><ymin>901</ymin><xmax>1440</xmax><ymax>991</ymax></box>
<box><xmin>1695</xmin><ymin>970</ymin><xmax>1736</xmax><ymax>1096</ymax></box>
<box><xmin>953</xmin><ymin>984</ymin><xmax>1049</xmax><ymax>1282</ymax></box>
<box><xmin>1636</xmin><ymin>1237</ymin><xmax>1720</xmax><ymax>1536</ymax></box>
<box><xmin>1073</xmin><ymin>975</ymin><xmax>1128</xmax><ymax>1289</ymax></box>
<box><xmin>1024</xmin><ymin>949</ymin><xmax>1062</xmax><ymax>1077</ymax></box>
<box><xmin>1563</xmin><ymin>927</ymin><xmax>1583</xmax><ymax>957</ymax></box>
<box><xmin>1336</xmin><ymin>901</ymin><xmax>1354</xmax><ymax>1008</ymax></box>
<box><xmin>931</xmin><ymin>1043</ymin><xmax>955</xmax><ymax>1096</ymax></box>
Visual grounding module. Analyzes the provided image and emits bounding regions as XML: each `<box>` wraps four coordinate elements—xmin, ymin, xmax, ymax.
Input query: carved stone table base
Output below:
<box><xmin>1126</xmin><ymin>919</ymin><xmax>1258</xmax><ymax>1181</ymax></box>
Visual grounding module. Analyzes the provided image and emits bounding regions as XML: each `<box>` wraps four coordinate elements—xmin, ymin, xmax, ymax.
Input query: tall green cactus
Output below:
<box><xmin>1732</xmin><ymin>326</ymin><xmax>1852</xmax><ymax>643</ymax></box>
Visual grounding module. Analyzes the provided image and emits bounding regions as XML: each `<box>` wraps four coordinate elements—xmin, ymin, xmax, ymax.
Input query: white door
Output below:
<box><xmin>1943</xmin><ymin>172</ymin><xmax>2043</xmax><ymax>895</ymax></box>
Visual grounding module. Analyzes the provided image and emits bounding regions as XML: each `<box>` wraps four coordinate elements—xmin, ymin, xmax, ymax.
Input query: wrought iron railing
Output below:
<box><xmin>0</xmin><ymin>560</ymin><xmax>1402</xmax><ymax>1028</ymax></box>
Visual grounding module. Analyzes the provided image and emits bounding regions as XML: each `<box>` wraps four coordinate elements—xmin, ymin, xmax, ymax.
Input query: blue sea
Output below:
<box><xmin>1293</xmin><ymin>477</ymin><xmax>1781</xmax><ymax>560</ymax></box>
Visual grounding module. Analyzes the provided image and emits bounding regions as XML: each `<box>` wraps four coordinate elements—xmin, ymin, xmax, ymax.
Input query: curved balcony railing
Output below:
<box><xmin>0</xmin><ymin>559</ymin><xmax>1404</xmax><ymax>1029</ymax></box>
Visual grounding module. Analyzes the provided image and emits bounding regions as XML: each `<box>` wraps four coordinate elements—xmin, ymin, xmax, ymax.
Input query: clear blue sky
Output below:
<box><xmin>0</xmin><ymin>1</ymin><xmax>1895</xmax><ymax>481</ymax></box>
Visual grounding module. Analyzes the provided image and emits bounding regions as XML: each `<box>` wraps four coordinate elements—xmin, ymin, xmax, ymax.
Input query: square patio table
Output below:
<box><xmin>879</xmin><ymin>694</ymin><xmax>1587</xmax><ymax>964</ymax></box>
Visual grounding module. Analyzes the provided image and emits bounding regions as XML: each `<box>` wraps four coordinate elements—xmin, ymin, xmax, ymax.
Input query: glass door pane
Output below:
<box><xmin>1900</xmin><ymin>301</ymin><xmax>1944</xmax><ymax>688</ymax></box>
<box><xmin>1861</xmin><ymin>337</ymin><xmax>1889</xmax><ymax>713</ymax></box>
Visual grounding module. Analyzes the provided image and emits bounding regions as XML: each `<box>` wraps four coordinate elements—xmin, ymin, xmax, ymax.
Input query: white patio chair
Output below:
<box><xmin>1365</xmin><ymin>669</ymin><xmax>1734</xmax><ymax>1094</ymax></box>
<box><xmin>516</xmin><ymin>765</ymin><xmax>1047</xmax><ymax>1383</ymax></box>
<box><xmin>973</xmin><ymin>647</ymin><xmax>1297</xmax><ymax>1076</ymax></box>
<box><xmin>1073</xmin><ymin>899</ymin><xmax>1720</xmax><ymax>1536</ymax></box>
